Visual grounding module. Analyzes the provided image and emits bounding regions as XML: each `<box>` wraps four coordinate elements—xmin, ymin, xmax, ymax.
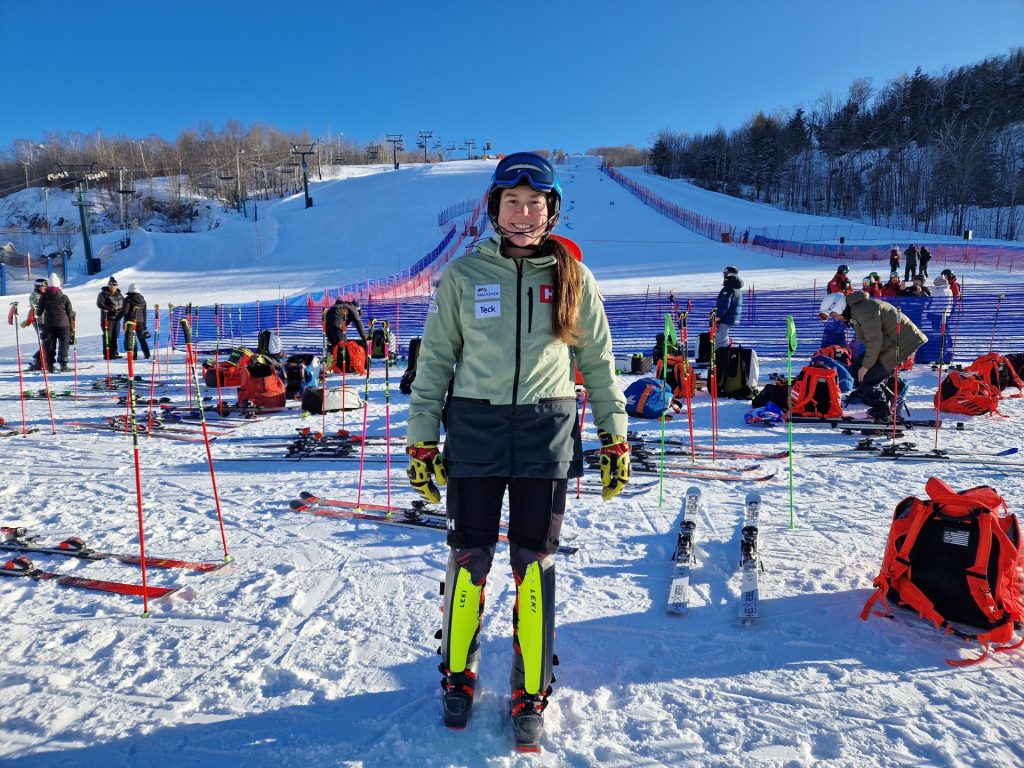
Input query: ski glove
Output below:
<box><xmin>598</xmin><ymin>431</ymin><xmax>630</xmax><ymax>501</ymax></box>
<box><xmin>406</xmin><ymin>440</ymin><xmax>447</xmax><ymax>504</ymax></box>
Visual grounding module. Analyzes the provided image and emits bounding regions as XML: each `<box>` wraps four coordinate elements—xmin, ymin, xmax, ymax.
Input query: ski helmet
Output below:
<box><xmin>723</xmin><ymin>266</ymin><xmax>739</xmax><ymax>277</ymax></box>
<box><xmin>486</xmin><ymin>152</ymin><xmax>561</xmax><ymax>240</ymax></box>
<box><xmin>818</xmin><ymin>292</ymin><xmax>847</xmax><ymax>320</ymax></box>
<box><xmin>837</xmin><ymin>264</ymin><xmax>849</xmax><ymax>274</ymax></box>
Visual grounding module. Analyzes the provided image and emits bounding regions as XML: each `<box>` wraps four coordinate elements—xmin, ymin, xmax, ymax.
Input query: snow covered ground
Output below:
<box><xmin>1</xmin><ymin>156</ymin><xmax>1023</xmax><ymax>768</ymax></box>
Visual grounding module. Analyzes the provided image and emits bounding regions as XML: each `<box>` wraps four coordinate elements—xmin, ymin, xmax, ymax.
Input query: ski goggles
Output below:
<box><xmin>491</xmin><ymin>153</ymin><xmax>559</xmax><ymax>193</ymax></box>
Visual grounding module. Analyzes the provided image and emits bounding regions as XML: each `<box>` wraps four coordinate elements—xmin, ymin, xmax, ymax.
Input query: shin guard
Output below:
<box><xmin>510</xmin><ymin>547</ymin><xmax>556</xmax><ymax>698</ymax></box>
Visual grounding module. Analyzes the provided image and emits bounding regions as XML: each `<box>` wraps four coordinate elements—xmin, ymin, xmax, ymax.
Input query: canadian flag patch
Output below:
<box><xmin>539</xmin><ymin>285</ymin><xmax>554</xmax><ymax>304</ymax></box>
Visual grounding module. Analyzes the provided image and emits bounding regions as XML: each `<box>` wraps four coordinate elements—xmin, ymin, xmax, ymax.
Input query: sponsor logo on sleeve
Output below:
<box><xmin>475</xmin><ymin>301</ymin><xmax>500</xmax><ymax>319</ymax></box>
<box><xmin>428</xmin><ymin>302</ymin><xmax>439</xmax><ymax>314</ymax></box>
<box><xmin>475</xmin><ymin>284</ymin><xmax>500</xmax><ymax>301</ymax></box>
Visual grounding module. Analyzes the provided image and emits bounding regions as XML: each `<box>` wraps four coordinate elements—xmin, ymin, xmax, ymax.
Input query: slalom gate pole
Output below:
<box><xmin>123</xmin><ymin>321</ymin><xmax>152</xmax><ymax>617</ymax></box>
<box><xmin>355</xmin><ymin>320</ymin><xmax>375</xmax><ymax>510</ymax></box>
<box><xmin>8</xmin><ymin>303</ymin><xmax>29</xmax><ymax>435</ymax></box>
<box><xmin>785</xmin><ymin>316</ymin><xmax>798</xmax><ymax>529</ymax></box>
<box><xmin>31</xmin><ymin>319</ymin><xmax>57</xmax><ymax>434</ymax></box>
<box><xmin>708</xmin><ymin>309</ymin><xmax>718</xmax><ymax>461</ymax></box>
<box><xmin>383</xmin><ymin>321</ymin><xmax>393</xmax><ymax>510</ymax></box>
<box><xmin>103</xmin><ymin>318</ymin><xmax>112</xmax><ymax>389</ymax></box>
<box><xmin>679</xmin><ymin>305</ymin><xmax>695</xmax><ymax>463</ymax></box>
<box><xmin>164</xmin><ymin>304</ymin><xmax>173</xmax><ymax>371</ymax></box>
<box><xmin>934</xmin><ymin>308</ymin><xmax>950</xmax><ymax>452</ymax></box>
<box><xmin>658</xmin><ymin>313</ymin><xmax>679</xmax><ymax>507</ymax></box>
<box><xmin>184</xmin><ymin>304</ymin><xmax>194</xmax><ymax>409</ymax></box>
<box><xmin>891</xmin><ymin>309</ymin><xmax>903</xmax><ymax>443</ymax></box>
<box><xmin>147</xmin><ymin>307</ymin><xmax>160</xmax><ymax>432</ymax></box>
<box><xmin>214</xmin><ymin>304</ymin><xmax>223</xmax><ymax>412</ymax></box>
<box><xmin>575</xmin><ymin>390</ymin><xmax>588</xmax><ymax>500</ymax></box>
<box><xmin>950</xmin><ymin>286</ymin><xmax>962</xmax><ymax>362</ymax></box>
<box><xmin>181</xmin><ymin>317</ymin><xmax>232</xmax><ymax>563</ymax></box>
<box><xmin>72</xmin><ymin>316</ymin><xmax>78</xmax><ymax>400</ymax></box>
<box><xmin>989</xmin><ymin>292</ymin><xmax>1003</xmax><ymax>353</ymax></box>
<box><xmin>321</xmin><ymin>309</ymin><xmax>329</xmax><ymax>434</ymax></box>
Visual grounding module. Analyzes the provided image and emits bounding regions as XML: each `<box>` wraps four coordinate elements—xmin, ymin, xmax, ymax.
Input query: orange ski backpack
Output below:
<box><xmin>331</xmin><ymin>339</ymin><xmax>367</xmax><ymax>375</ymax></box>
<box><xmin>861</xmin><ymin>477</ymin><xmax>1024</xmax><ymax>666</ymax></box>
<box><xmin>967</xmin><ymin>352</ymin><xmax>1024</xmax><ymax>396</ymax></box>
<box><xmin>934</xmin><ymin>370</ymin><xmax>1001</xmax><ymax>415</ymax></box>
<box><xmin>655</xmin><ymin>354</ymin><xmax>698</xmax><ymax>401</ymax></box>
<box><xmin>789</xmin><ymin>364</ymin><xmax>844</xmax><ymax>418</ymax></box>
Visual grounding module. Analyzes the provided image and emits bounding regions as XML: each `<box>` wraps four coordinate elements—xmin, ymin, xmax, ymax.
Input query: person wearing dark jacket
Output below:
<box><xmin>888</xmin><ymin>247</ymin><xmax>900</xmax><ymax>274</ymax></box>
<box><xmin>904</xmin><ymin>244</ymin><xmax>920</xmax><ymax>282</ymax></box>
<box><xmin>122</xmin><ymin>283</ymin><xmax>150</xmax><ymax>359</ymax></box>
<box><xmin>715</xmin><ymin>266</ymin><xmax>743</xmax><ymax>347</ymax></box>
<box><xmin>35</xmin><ymin>273</ymin><xmax>75</xmax><ymax>372</ymax></box>
<box><xmin>324</xmin><ymin>298</ymin><xmax>368</xmax><ymax>348</ymax></box>
<box><xmin>919</xmin><ymin>246</ymin><xmax>932</xmax><ymax>278</ymax></box>
<box><xmin>23</xmin><ymin>277</ymin><xmax>47</xmax><ymax>370</ymax></box>
<box><xmin>819</xmin><ymin>291</ymin><xmax>927</xmax><ymax>420</ymax></box>
<box><xmin>97</xmin><ymin>276</ymin><xmax>125</xmax><ymax>359</ymax></box>
<box><xmin>901</xmin><ymin>275</ymin><xmax>931</xmax><ymax>298</ymax></box>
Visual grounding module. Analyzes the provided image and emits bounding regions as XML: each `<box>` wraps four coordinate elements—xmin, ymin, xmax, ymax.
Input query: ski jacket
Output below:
<box><xmin>947</xmin><ymin>277</ymin><xmax>961</xmax><ymax>298</ymax></box>
<box><xmin>919</xmin><ymin>247</ymin><xmax>932</xmax><ymax>267</ymax></box>
<box><xmin>845</xmin><ymin>291</ymin><xmax>927</xmax><ymax>372</ymax></box>
<box><xmin>889</xmin><ymin>250</ymin><xmax>900</xmax><ymax>271</ymax></box>
<box><xmin>827</xmin><ymin>274</ymin><xmax>852</xmax><ymax>294</ymax></box>
<box><xmin>325</xmin><ymin>300</ymin><xmax>367</xmax><ymax>344</ymax></box>
<box><xmin>123</xmin><ymin>291</ymin><xmax>147</xmax><ymax>332</ymax></box>
<box><xmin>97</xmin><ymin>287</ymin><xmax>125</xmax><ymax>322</ymax></box>
<box><xmin>37</xmin><ymin>287</ymin><xmax>74</xmax><ymax>330</ymax></box>
<box><xmin>880</xmin><ymin>281</ymin><xmax>903</xmax><ymax>297</ymax></box>
<box><xmin>715</xmin><ymin>275</ymin><xmax>743</xmax><ymax>326</ymax></box>
<box><xmin>904</xmin><ymin>246</ymin><xmax>920</xmax><ymax>270</ymax></box>
<box><xmin>408</xmin><ymin>236</ymin><xmax>626</xmax><ymax>478</ymax></box>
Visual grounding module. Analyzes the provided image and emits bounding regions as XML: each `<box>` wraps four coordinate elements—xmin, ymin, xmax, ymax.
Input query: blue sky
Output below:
<box><xmin>3</xmin><ymin>0</ymin><xmax>1022</xmax><ymax>156</ymax></box>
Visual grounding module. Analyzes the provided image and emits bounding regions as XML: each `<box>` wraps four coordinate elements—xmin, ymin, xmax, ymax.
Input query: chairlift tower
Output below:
<box><xmin>417</xmin><ymin>131</ymin><xmax>433</xmax><ymax>164</ymax></box>
<box><xmin>464</xmin><ymin>139</ymin><xmax>475</xmax><ymax>160</ymax></box>
<box><xmin>50</xmin><ymin>161</ymin><xmax>108</xmax><ymax>275</ymax></box>
<box><xmin>385</xmin><ymin>134</ymin><xmax>404</xmax><ymax>170</ymax></box>
<box><xmin>291</xmin><ymin>143</ymin><xmax>317</xmax><ymax>208</ymax></box>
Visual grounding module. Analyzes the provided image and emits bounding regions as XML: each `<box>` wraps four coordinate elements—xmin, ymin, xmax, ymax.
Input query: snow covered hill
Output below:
<box><xmin>1</xmin><ymin>155</ymin><xmax>1023</xmax><ymax>768</ymax></box>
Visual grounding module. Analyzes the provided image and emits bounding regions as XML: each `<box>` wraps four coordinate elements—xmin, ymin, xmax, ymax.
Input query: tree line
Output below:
<box><xmin>645</xmin><ymin>48</ymin><xmax>1024</xmax><ymax>241</ymax></box>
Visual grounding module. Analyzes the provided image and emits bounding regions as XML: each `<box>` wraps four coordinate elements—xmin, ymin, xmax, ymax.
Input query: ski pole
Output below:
<box><xmin>575</xmin><ymin>389</ymin><xmax>589</xmax><ymax>500</ymax></box>
<box><xmin>103</xmin><ymin>317</ymin><xmax>112</xmax><ymax>389</ymax></box>
<box><xmin>148</xmin><ymin>306</ymin><xmax>160</xmax><ymax>432</ymax></box>
<box><xmin>679</xmin><ymin>304</ymin><xmax>695</xmax><ymax>463</ymax></box>
<box><xmin>891</xmin><ymin>309</ymin><xmax>902</xmax><ymax>443</ymax></box>
<box><xmin>383</xmin><ymin>320</ymin><xmax>393</xmax><ymax>510</ymax></box>
<box><xmin>708</xmin><ymin>309</ymin><xmax>718</xmax><ymax>461</ymax></box>
<box><xmin>72</xmin><ymin>315</ymin><xmax>78</xmax><ymax>400</ymax></box>
<box><xmin>321</xmin><ymin>308</ymin><xmax>329</xmax><ymax>434</ymax></box>
<box><xmin>7</xmin><ymin>303</ymin><xmax>30</xmax><ymax>436</ymax></box>
<box><xmin>785</xmin><ymin>316</ymin><xmax>798</xmax><ymax>530</ymax></box>
<box><xmin>214</xmin><ymin>304</ymin><xmax>223</xmax><ymax>412</ymax></box>
<box><xmin>659</xmin><ymin>313</ymin><xmax>679</xmax><ymax>507</ymax></box>
<box><xmin>123</xmin><ymin>321</ymin><xmax>153</xmax><ymax>617</ymax></box>
<box><xmin>989</xmin><ymin>292</ymin><xmax>1003</xmax><ymax>354</ymax></box>
<box><xmin>31</xmin><ymin>317</ymin><xmax>57</xmax><ymax>435</ymax></box>
<box><xmin>180</xmin><ymin>317</ymin><xmax>232</xmax><ymax>563</ymax></box>
<box><xmin>933</xmin><ymin>308</ymin><xmax>950</xmax><ymax>452</ymax></box>
<box><xmin>355</xmin><ymin>320</ymin><xmax>375</xmax><ymax>510</ymax></box>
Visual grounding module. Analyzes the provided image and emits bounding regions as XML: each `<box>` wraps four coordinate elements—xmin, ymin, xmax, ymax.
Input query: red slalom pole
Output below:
<box><xmin>383</xmin><ymin>321</ymin><xmax>393</xmax><ymax>510</ymax></box>
<box><xmin>575</xmin><ymin>389</ymin><xmax>589</xmax><ymax>499</ymax></box>
<box><xmin>679</xmin><ymin>307</ymin><xmax>696</xmax><ymax>462</ymax></box>
<box><xmin>123</xmin><ymin>322</ymin><xmax>152</xmax><ymax>617</ymax></box>
<box><xmin>355</xmin><ymin>320</ymin><xmax>375</xmax><ymax>510</ymax></box>
<box><xmin>708</xmin><ymin>309</ymin><xmax>719</xmax><ymax>461</ymax></box>
<box><xmin>891</xmin><ymin>310</ymin><xmax>903</xmax><ymax>443</ymax></box>
<box><xmin>181</xmin><ymin>317</ymin><xmax>232</xmax><ymax>563</ymax></box>
<box><xmin>933</xmin><ymin>309</ymin><xmax>949</xmax><ymax>452</ymax></box>
<box><xmin>8</xmin><ymin>303</ymin><xmax>30</xmax><ymax>435</ymax></box>
<box><xmin>31</xmin><ymin>316</ymin><xmax>57</xmax><ymax>435</ymax></box>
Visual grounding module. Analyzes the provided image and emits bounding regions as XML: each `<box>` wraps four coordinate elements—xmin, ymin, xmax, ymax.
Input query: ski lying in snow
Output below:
<box><xmin>804</xmin><ymin>447</ymin><xmax>1024</xmax><ymax>466</ymax></box>
<box><xmin>626</xmin><ymin>433</ymin><xmax>790</xmax><ymax>460</ymax></box>
<box><xmin>287</xmin><ymin>503</ymin><xmax>579</xmax><ymax>556</ymax></box>
<box><xmin>667</xmin><ymin>486</ymin><xmax>700</xmax><ymax>616</ymax></box>
<box><xmin>0</xmin><ymin>555</ymin><xmax>179</xmax><ymax>599</ymax></box>
<box><xmin>62</xmin><ymin>421</ymin><xmax>210</xmax><ymax>443</ymax></box>
<box><xmin>587</xmin><ymin>454</ymin><xmax>762</xmax><ymax>474</ymax></box>
<box><xmin>738</xmin><ymin>492</ymin><xmax>762</xmax><ymax>624</ymax></box>
<box><xmin>625</xmin><ymin>464</ymin><xmax>777</xmax><ymax>483</ymax></box>
<box><xmin>840</xmin><ymin>438</ymin><xmax>1016</xmax><ymax>458</ymax></box>
<box><xmin>293</xmin><ymin>492</ymin><xmax>438</xmax><ymax>516</ymax></box>
<box><xmin>789</xmin><ymin>415</ymin><xmax>967</xmax><ymax>431</ymax></box>
<box><xmin>0</xmin><ymin>528</ymin><xmax>227</xmax><ymax>572</ymax></box>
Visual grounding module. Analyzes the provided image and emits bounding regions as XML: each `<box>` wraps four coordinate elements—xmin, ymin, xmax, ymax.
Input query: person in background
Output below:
<box><xmin>715</xmin><ymin>266</ymin><xmax>743</xmax><ymax>348</ymax></box>
<box><xmin>96</xmin><ymin>277</ymin><xmax>125</xmax><ymax>360</ymax></box>
<box><xmin>904</xmin><ymin>244</ymin><xmax>920</xmax><ymax>282</ymax></box>
<box><xmin>405</xmin><ymin>152</ymin><xmax>628</xmax><ymax>748</ymax></box>
<box><xmin>870</xmin><ymin>272</ymin><xmax>883</xmax><ymax>293</ymax></box>
<box><xmin>35</xmin><ymin>273</ymin><xmax>74</xmax><ymax>373</ymax></box>
<box><xmin>940</xmin><ymin>269</ymin><xmax>961</xmax><ymax>299</ymax></box>
<box><xmin>902</xmin><ymin>274</ymin><xmax>931</xmax><ymax>298</ymax></box>
<box><xmin>861</xmin><ymin>275</ymin><xmax>882</xmax><ymax>298</ymax></box>
<box><xmin>819</xmin><ymin>291</ymin><xmax>927</xmax><ymax>421</ymax></box>
<box><xmin>918</xmin><ymin>246</ymin><xmax>932</xmax><ymax>279</ymax></box>
<box><xmin>23</xmin><ymin>277</ymin><xmax>47</xmax><ymax>370</ymax></box>
<box><xmin>888</xmin><ymin>247</ymin><xmax>900</xmax><ymax>275</ymax></box>
<box><xmin>880</xmin><ymin>272</ymin><xmax>903</xmax><ymax>298</ymax></box>
<box><xmin>325</xmin><ymin>297</ymin><xmax>368</xmax><ymax>349</ymax></box>
<box><xmin>122</xmin><ymin>283</ymin><xmax>150</xmax><ymax>359</ymax></box>
<box><xmin>826</xmin><ymin>264</ymin><xmax>852</xmax><ymax>294</ymax></box>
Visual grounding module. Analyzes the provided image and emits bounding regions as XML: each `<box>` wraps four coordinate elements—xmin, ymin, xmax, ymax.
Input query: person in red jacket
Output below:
<box><xmin>880</xmin><ymin>272</ymin><xmax>903</xmax><ymax>297</ymax></box>
<box><xmin>861</xmin><ymin>275</ymin><xmax>882</xmax><ymax>297</ymax></box>
<box><xmin>940</xmin><ymin>269</ymin><xmax>961</xmax><ymax>298</ymax></box>
<box><xmin>827</xmin><ymin>264</ymin><xmax>852</xmax><ymax>294</ymax></box>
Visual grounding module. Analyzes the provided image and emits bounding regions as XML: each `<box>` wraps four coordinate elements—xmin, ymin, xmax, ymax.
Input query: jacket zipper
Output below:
<box><xmin>512</xmin><ymin>261</ymin><xmax>524</xmax><ymax>406</ymax></box>
<box><xmin>527</xmin><ymin>287</ymin><xmax>534</xmax><ymax>333</ymax></box>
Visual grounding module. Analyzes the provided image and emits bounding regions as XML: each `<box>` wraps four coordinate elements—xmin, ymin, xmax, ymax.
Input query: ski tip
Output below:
<box><xmin>685</xmin><ymin>486</ymin><xmax>700</xmax><ymax>498</ymax></box>
<box><xmin>744</xmin><ymin>491</ymin><xmax>762</xmax><ymax>505</ymax></box>
<box><xmin>299</xmin><ymin>491</ymin><xmax>317</xmax><ymax>501</ymax></box>
<box><xmin>288</xmin><ymin>500</ymin><xmax>310</xmax><ymax>511</ymax></box>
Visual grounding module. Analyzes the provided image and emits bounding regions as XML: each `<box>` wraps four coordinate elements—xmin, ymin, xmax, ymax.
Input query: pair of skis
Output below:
<box><xmin>666</xmin><ymin>488</ymin><xmax>762</xmax><ymax>623</ymax></box>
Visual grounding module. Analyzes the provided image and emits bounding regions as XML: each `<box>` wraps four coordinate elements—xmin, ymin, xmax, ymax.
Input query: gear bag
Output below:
<box><xmin>789</xmin><ymin>364</ymin><xmax>844</xmax><ymax>418</ymax></box>
<box><xmin>813</xmin><ymin>344</ymin><xmax>854</xmax><ymax>368</ymax></box>
<box><xmin>331</xmin><ymin>339</ymin><xmax>367</xmax><ymax>375</ymax></box>
<box><xmin>809</xmin><ymin>353</ymin><xmax>855</xmax><ymax>393</ymax></box>
<box><xmin>399</xmin><ymin>337</ymin><xmax>421</xmax><ymax>395</ymax></box>
<box><xmin>301</xmin><ymin>386</ymin><xmax>363</xmax><ymax>414</ymax></box>
<box><xmin>624</xmin><ymin>377</ymin><xmax>672</xmax><ymax>419</ymax></box>
<box><xmin>237</xmin><ymin>356</ymin><xmax>286</xmax><ymax>409</ymax></box>
<box><xmin>370</xmin><ymin>327</ymin><xmax>395</xmax><ymax>360</ymax></box>
<box><xmin>655</xmin><ymin>354</ymin><xmax>697</xmax><ymax>401</ymax></box>
<box><xmin>966</xmin><ymin>352</ymin><xmax>1024</xmax><ymax>396</ymax></box>
<box><xmin>934</xmin><ymin>370</ymin><xmax>1001</xmax><ymax>416</ymax></box>
<box><xmin>714</xmin><ymin>346</ymin><xmax>759</xmax><ymax>400</ymax></box>
<box><xmin>860</xmin><ymin>477</ymin><xmax>1024</xmax><ymax>666</ymax></box>
<box><xmin>284</xmin><ymin>353</ymin><xmax>320</xmax><ymax>398</ymax></box>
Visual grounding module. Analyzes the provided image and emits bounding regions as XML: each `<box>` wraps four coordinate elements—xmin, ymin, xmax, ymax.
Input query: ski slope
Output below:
<box><xmin>1</xmin><ymin>156</ymin><xmax>1023</xmax><ymax>768</ymax></box>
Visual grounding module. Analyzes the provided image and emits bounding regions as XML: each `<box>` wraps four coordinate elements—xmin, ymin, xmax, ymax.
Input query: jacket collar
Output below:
<box><xmin>478</xmin><ymin>236</ymin><xmax>557</xmax><ymax>268</ymax></box>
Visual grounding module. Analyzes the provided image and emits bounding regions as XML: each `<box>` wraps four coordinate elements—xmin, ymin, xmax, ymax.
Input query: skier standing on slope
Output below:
<box><xmin>405</xmin><ymin>152</ymin><xmax>629</xmax><ymax>751</ymax></box>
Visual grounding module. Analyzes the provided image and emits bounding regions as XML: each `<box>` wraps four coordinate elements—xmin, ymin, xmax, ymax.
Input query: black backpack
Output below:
<box><xmin>714</xmin><ymin>346</ymin><xmax>759</xmax><ymax>399</ymax></box>
<box><xmin>399</xmin><ymin>337</ymin><xmax>422</xmax><ymax>395</ymax></box>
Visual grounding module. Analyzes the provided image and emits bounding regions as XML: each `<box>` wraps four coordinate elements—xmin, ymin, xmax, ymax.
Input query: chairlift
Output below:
<box><xmin>218</xmin><ymin>174</ymin><xmax>234</xmax><ymax>181</ymax></box>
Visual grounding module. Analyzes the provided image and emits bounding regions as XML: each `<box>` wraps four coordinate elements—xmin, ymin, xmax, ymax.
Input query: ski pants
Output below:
<box><xmin>715</xmin><ymin>322</ymin><xmax>733</xmax><ymax>348</ymax></box>
<box><xmin>102</xmin><ymin>315</ymin><xmax>120</xmax><ymax>359</ymax></box>
<box><xmin>43</xmin><ymin>327</ymin><xmax>70</xmax><ymax>368</ymax></box>
<box><xmin>126</xmin><ymin>330</ymin><xmax>150</xmax><ymax>359</ymax></box>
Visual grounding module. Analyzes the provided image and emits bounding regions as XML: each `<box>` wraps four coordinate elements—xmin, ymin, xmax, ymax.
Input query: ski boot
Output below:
<box><xmin>437</xmin><ymin>547</ymin><xmax>492</xmax><ymax>729</ymax></box>
<box><xmin>511</xmin><ymin>687</ymin><xmax>551</xmax><ymax>753</ymax></box>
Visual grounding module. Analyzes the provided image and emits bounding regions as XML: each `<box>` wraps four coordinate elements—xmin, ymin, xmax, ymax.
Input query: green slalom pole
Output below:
<box><xmin>658</xmin><ymin>312</ymin><xmax>679</xmax><ymax>509</ymax></box>
<box><xmin>786</xmin><ymin>316</ymin><xmax>798</xmax><ymax>529</ymax></box>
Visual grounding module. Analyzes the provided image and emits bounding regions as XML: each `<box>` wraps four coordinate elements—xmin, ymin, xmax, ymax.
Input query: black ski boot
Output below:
<box><xmin>440</xmin><ymin>664</ymin><xmax>477</xmax><ymax>729</ymax></box>
<box><xmin>511</xmin><ymin>687</ymin><xmax>551</xmax><ymax>753</ymax></box>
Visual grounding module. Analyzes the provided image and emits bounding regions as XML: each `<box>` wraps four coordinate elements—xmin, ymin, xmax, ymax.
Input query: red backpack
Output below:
<box><xmin>967</xmin><ymin>352</ymin><xmax>1024</xmax><ymax>396</ymax></box>
<box><xmin>655</xmin><ymin>354</ymin><xmax>697</xmax><ymax>402</ymax></box>
<box><xmin>331</xmin><ymin>340</ymin><xmax>367</xmax><ymax>375</ymax></box>
<box><xmin>934</xmin><ymin>370</ymin><xmax>1001</xmax><ymax>415</ymax></box>
<box><xmin>861</xmin><ymin>478</ymin><xmax>1024</xmax><ymax>666</ymax></box>
<box><xmin>789</xmin><ymin>365</ymin><xmax>844</xmax><ymax>418</ymax></box>
<box><xmin>813</xmin><ymin>344</ymin><xmax>853</xmax><ymax>368</ymax></box>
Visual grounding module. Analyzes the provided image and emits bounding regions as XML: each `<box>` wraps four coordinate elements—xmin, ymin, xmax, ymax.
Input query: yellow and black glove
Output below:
<box><xmin>598</xmin><ymin>431</ymin><xmax>631</xmax><ymax>501</ymax></box>
<box><xmin>406</xmin><ymin>441</ymin><xmax>447</xmax><ymax>504</ymax></box>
